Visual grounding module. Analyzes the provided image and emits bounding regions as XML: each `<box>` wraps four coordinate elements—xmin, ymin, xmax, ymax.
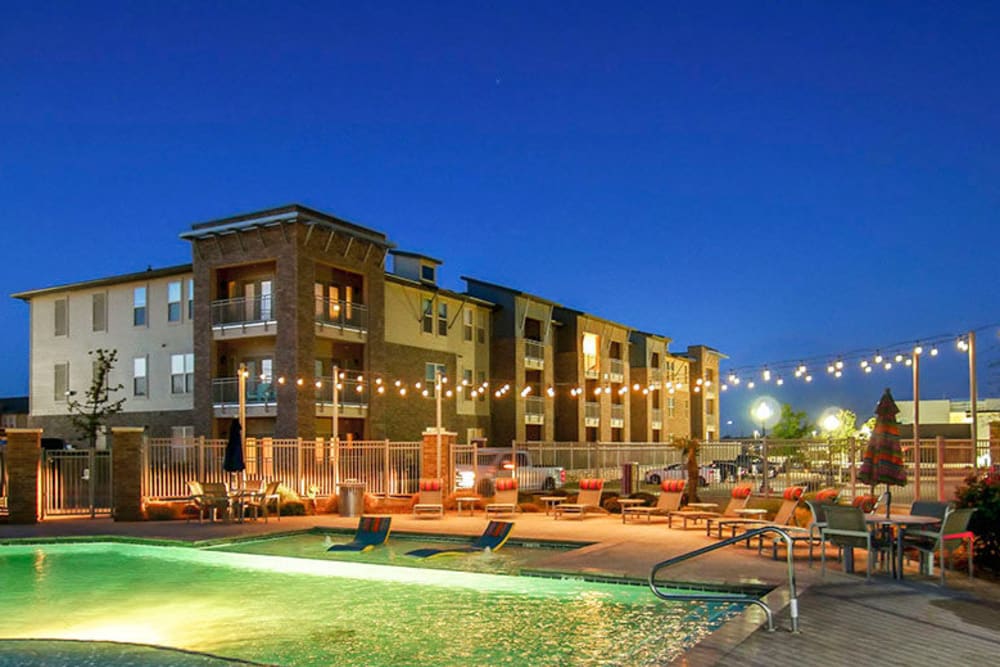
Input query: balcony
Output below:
<box><xmin>651</xmin><ymin>407</ymin><xmax>663</xmax><ymax>429</ymax></box>
<box><xmin>609</xmin><ymin>358</ymin><xmax>625</xmax><ymax>383</ymax></box>
<box><xmin>524</xmin><ymin>396</ymin><xmax>545</xmax><ymax>425</ymax></box>
<box><xmin>313</xmin><ymin>375</ymin><xmax>369</xmax><ymax>419</ymax></box>
<box><xmin>212</xmin><ymin>377</ymin><xmax>277</xmax><ymax>418</ymax></box>
<box><xmin>211</xmin><ymin>296</ymin><xmax>276</xmax><ymax>339</ymax></box>
<box><xmin>315</xmin><ymin>298</ymin><xmax>368</xmax><ymax>340</ymax></box>
<box><xmin>524</xmin><ymin>339</ymin><xmax>545</xmax><ymax>370</ymax></box>
<box><xmin>584</xmin><ymin>401</ymin><xmax>600</xmax><ymax>427</ymax></box>
<box><xmin>650</xmin><ymin>368</ymin><xmax>663</xmax><ymax>385</ymax></box>
<box><xmin>610</xmin><ymin>403</ymin><xmax>625</xmax><ymax>428</ymax></box>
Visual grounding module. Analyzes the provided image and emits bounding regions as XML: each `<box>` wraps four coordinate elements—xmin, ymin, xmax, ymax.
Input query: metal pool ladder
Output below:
<box><xmin>648</xmin><ymin>526</ymin><xmax>800</xmax><ymax>633</ymax></box>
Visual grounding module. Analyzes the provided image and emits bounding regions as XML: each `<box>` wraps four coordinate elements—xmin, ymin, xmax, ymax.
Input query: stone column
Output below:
<box><xmin>6</xmin><ymin>429</ymin><xmax>42</xmax><ymax>524</ymax></box>
<box><xmin>421</xmin><ymin>429</ymin><xmax>457</xmax><ymax>488</ymax></box>
<box><xmin>112</xmin><ymin>427</ymin><xmax>146</xmax><ymax>521</ymax></box>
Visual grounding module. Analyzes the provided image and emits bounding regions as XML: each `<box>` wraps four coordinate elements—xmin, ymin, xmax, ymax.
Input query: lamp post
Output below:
<box><xmin>435</xmin><ymin>368</ymin><xmax>443</xmax><ymax>481</ymax></box>
<box><xmin>332</xmin><ymin>365</ymin><xmax>340</xmax><ymax>488</ymax></box>
<box><xmin>822</xmin><ymin>412</ymin><xmax>841</xmax><ymax>484</ymax></box>
<box><xmin>754</xmin><ymin>402</ymin><xmax>773</xmax><ymax>438</ymax></box>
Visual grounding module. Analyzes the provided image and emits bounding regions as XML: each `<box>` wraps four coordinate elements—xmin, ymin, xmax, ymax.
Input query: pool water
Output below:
<box><xmin>0</xmin><ymin>543</ymin><xmax>738</xmax><ymax>666</ymax></box>
<box><xmin>212</xmin><ymin>532</ymin><xmax>573</xmax><ymax>574</ymax></box>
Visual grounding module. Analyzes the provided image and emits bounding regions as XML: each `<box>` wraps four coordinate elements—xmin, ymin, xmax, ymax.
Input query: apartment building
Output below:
<box><xmin>13</xmin><ymin>204</ymin><xmax>721</xmax><ymax>445</ymax></box>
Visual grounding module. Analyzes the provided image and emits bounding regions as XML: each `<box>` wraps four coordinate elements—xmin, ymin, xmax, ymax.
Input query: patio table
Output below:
<box><xmin>616</xmin><ymin>498</ymin><xmax>645</xmax><ymax>523</ymax></box>
<box><xmin>865</xmin><ymin>514</ymin><xmax>942</xmax><ymax>579</ymax></box>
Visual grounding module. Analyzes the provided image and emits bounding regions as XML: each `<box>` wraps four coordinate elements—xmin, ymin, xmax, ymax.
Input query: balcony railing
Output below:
<box><xmin>650</xmin><ymin>368</ymin><xmax>663</xmax><ymax>384</ymax></box>
<box><xmin>651</xmin><ymin>408</ymin><xmax>663</xmax><ymax>428</ymax></box>
<box><xmin>524</xmin><ymin>396</ymin><xmax>545</xmax><ymax>424</ymax></box>
<box><xmin>611</xmin><ymin>403</ymin><xmax>625</xmax><ymax>427</ymax></box>
<box><xmin>584</xmin><ymin>401</ymin><xmax>600</xmax><ymax>426</ymax></box>
<box><xmin>609</xmin><ymin>358</ymin><xmax>625</xmax><ymax>381</ymax></box>
<box><xmin>524</xmin><ymin>339</ymin><xmax>545</xmax><ymax>369</ymax></box>
<box><xmin>313</xmin><ymin>375</ymin><xmax>370</xmax><ymax>410</ymax></box>
<box><xmin>315</xmin><ymin>298</ymin><xmax>368</xmax><ymax>333</ymax></box>
<box><xmin>212</xmin><ymin>377</ymin><xmax>276</xmax><ymax>407</ymax></box>
<box><xmin>211</xmin><ymin>295</ymin><xmax>275</xmax><ymax>328</ymax></box>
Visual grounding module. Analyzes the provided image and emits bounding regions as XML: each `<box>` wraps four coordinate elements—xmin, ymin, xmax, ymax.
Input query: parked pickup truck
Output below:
<box><xmin>455</xmin><ymin>448</ymin><xmax>566</xmax><ymax>495</ymax></box>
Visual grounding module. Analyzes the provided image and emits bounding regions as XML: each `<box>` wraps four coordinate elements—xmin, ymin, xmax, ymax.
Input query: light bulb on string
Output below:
<box><xmin>776</xmin><ymin>377</ymin><xmax>784</xmax><ymax>386</ymax></box>
<box><xmin>884</xmin><ymin>362</ymin><xmax>892</xmax><ymax>370</ymax></box>
<box><xmin>874</xmin><ymin>352</ymin><xmax>883</xmax><ymax>364</ymax></box>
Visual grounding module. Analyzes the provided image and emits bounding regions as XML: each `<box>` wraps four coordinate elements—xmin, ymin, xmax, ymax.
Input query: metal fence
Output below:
<box><xmin>0</xmin><ymin>445</ymin><xmax>7</xmax><ymax>515</ymax></box>
<box><xmin>41</xmin><ymin>449</ymin><xmax>112</xmax><ymax>517</ymax></box>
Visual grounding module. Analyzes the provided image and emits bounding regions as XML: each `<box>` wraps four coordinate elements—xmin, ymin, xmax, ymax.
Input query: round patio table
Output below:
<box><xmin>865</xmin><ymin>514</ymin><xmax>942</xmax><ymax>579</ymax></box>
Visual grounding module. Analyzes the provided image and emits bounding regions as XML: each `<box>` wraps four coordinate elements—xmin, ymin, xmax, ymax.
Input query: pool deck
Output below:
<box><xmin>3</xmin><ymin>511</ymin><xmax>1000</xmax><ymax>666</ymax></box>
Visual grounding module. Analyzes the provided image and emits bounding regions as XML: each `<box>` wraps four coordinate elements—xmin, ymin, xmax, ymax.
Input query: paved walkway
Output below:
<box><xmin>3</xmin><ymin>511</ymin><xmax>999</xmax><ymax>666</ymax></box>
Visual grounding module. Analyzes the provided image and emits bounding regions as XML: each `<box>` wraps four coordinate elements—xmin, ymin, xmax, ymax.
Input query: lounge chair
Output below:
<box><xmin>710</xmin><ymin>486</ymin><xmax>804</xmax><ymax>539</ymax></box>
<box><xmin>327</xmin><ymin>515</ymin><xmax>393</xmax><ymax>552</ymax></box>
<box><xmin>187</xmin><ymin>481</ymin><xmax>232</xmax><ymax>522</ymax></box>
<box><xmin>405</xmin><ymin>521</ymin><xmax>514</xmax><ymax>559</ymax></box>
<box><xmin>485</xmin><ymin>477</ymin><xmax>519</xmax><ymax>518</ymax></box>
<box><xmin>768</xmin><ymin>499</ymin><xmax>836</xmax><ymax>562</ymax></box>
<box><xmin>553</xmin><ymin>478</ymin><xmax>605</xmax><ymax>519</ymax></box>
<box><xmin>622</xmin><ymin>480</ymin><xmax>685</xmax><ymax>523</ymax></box>
<box><xmin>669</xmin><ymin>485</ymin><xmax>752</xmax><ymax>530</ymax></box>
<box><xmin>821</xmin><ymin>505</ymin><xmax>893</xmax><ymax>581</ymax></box>
<box><xmin>413</xmin><ymin>478</ymin><xmax>445</xmax><ymax>518</ymax></box>
<box><xmin>901</xmin><ymin>507</ymin><xmax>975</xmax><ymax>585</ymax></box>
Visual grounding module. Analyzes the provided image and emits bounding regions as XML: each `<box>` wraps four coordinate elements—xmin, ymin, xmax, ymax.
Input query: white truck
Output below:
<box><xmin>455</xmin><ymin>448</ymin><xmax>566</xmax><ymax>495</ymax></box>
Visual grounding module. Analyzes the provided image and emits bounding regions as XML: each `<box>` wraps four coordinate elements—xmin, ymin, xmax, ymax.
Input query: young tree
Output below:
<box><xmin>67</xmin><ymin>348</ymin><xmax>127</xmax><ymax>448</ymax></box>
<box><xmin>770</xmin><ymin>403</ymin><xmax>810</xmax><ymax>439</ymax></box>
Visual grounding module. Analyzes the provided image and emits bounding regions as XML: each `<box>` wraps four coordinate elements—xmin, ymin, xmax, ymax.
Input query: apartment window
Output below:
<box><xmin>651</xmin><ymin>352</ymin><xmax>660</xmax><ymax>368</ymax></box>
<box><xmin>421</xmin><ymin>298</ymin><xmax>433</xmax><ymax>334</ymax></box>
<box><xmin>171</xmin><ymin>353</ymin><xmax>194</xmax><ymax>394</ymax></box>
<box><xmin>421</xmin><ymin>264</ymin><xmax>435</xmax><ymax>282</ymax></box>
<box><xmin>463</xmin><ymin>369</ymin><xmax>473</xmax><ymax>400</ymax></box>
<box><xmin>186</xmin><ymin>279</ymin><xmax>194</xmax><ymax>320</ymax></box>
<box><xmin>133</xmin><ymin>356</ymin><xmax>148</xmax><ymax>397</ymax></box>
<box><xmin>477</xmin><ymin>370</ymin><xmax>486</xmax><ymax>402</ymax></box>
<box><xmin>668</xmin><ymin>397</ymin><xmax>676</xmax><ymax>417</ymax></box>
<box><xmin>89</xmin><ymin>293</ymin><xmax>107</xmax><ymax>332</ymax></box>
<box><xmin>54</xmin><ymin>298</ymin><xmax>68</xmax><ymax>336</ymax></box>
<box><xmin>705</xmin><ymin>368</ymin><xmax>715</xmax><ymax>383</ymax></box>
<box><xmin>133</xmin><ymin>286</ymin><xmax>147</xmax><ymax>326</ymax></box>
<box><xmin>425</xmin><ymin>363</ymin><xmax>446</xmax><ymax>397</ymax></box>
<box><xmin>172</xmin><ymin>425</ymin><xmax>194</xmax><ymax>443</ymax></box>
<box><xmin>54</xmin><ymin>362</ymin><xmax>69</xmax><ymax>401</ymax></box>
<box><xmin>706</xmin><ymin>398</ymin><xmax>715</xmax><ymax>416</ymax></box>
<box><xmin>167</xmin><ymin>281</ymin><xmax>182</xmax><ymax>322</ymax></box>
<box><xmin>437</xmin><ymin>302</ymin><xmax>448</xmax><ymax>336</ymax></box>
<box><xmin>582</xmin><ymin>333</ymin><xmax>600</xmax><ymax>375</ymax></box>
<box><xmin>463</xmin><ymin>309</ymin><xmax>473</xmax><ymax>341</ymax></box>
<box><xmin>477</xmin><ymin>312</ymin><xmax>486</xmax><ymax>344</ymax></box>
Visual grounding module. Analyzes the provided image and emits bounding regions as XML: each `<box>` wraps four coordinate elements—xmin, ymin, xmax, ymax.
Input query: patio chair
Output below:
<box><xmin>820</xmin><ymin>505</ymin><xmax>893</xmax><ymax>581</ymax></box>
<box><xmin>327</xmin><ymin>515</ymin><xmax>393</xmax><ymax>552</ymax></box>
<box><xmin>405</xmin><ymin>521</ymin><xmax>514</xmax><ymax>559</ymax></box>
<box><xmin>711</xmin><ymin>487</ymin><xmax>805</xmax><ymax>539</ymax></box>
<box><xmin>187</xmin><ymin>481</ymin><xmax>232</xmax><ymax>522</ymax></box>
<box><xmin>485</xmin><ymin>477</ymin><xmax>519</xmax><ymax>518</ymax></box>
<box><xmin>553</xmin><ymin>478</ymin><xmax>605</xmax><ymax>519</ymax></box>
<box><xmin>622</xmin><ymin>480</ymin><xmax>685</xmax><ymax>523</ymax></box>
<box><xmin>241</xmin><ymin>480</ymin><xmax>282</xmax><ymax>522</ymax></box>
<box><xmin>908</xmin><ymin>500</ymin><xmax>952</xmax><ymax>523</ymax></box>
<box><xmin>901</xmin><ymin>507</ymin><xmax>976</xmax><ymax>585</ymax></box>
<box><xmin>413</xmin><ymin>478</ymin><xmax>445</xmax><ymax>518</ymax></box>
<box><xmin>671</xmin><ymin>485</ymin><xmax>751</xmax><ymax>530</ymax></box>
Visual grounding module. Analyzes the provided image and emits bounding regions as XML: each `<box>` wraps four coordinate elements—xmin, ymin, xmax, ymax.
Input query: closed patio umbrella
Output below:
<box><xmin>223</xmin><ymin>418</ymin><xmax>245</xmax><ymax>479</ymax></box>
<box><xmin>858</xmin><ymin>388</ymin><xmax>907</xmax><ymax>516</ymax></box>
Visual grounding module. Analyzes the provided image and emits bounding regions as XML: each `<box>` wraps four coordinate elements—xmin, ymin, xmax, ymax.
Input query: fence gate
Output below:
<box><xmin>41</xmin><ymin>449</ymin><xmax>112</xmax><ymax>518</ymax></box>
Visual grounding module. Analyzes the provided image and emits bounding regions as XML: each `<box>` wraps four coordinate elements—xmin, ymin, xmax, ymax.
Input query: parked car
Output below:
<box><xmin>455</xmin><ymin>448</ymin><xmax>566</xmax><ymax>495</ymax></box>
<box><xmin>709</xmin><ymin>460</ymin><xmax>749</xmax><ymax>483</ymax></box>
<box><xmin>643</xmin><ymin>463</ymin><xmax>719</xmax><ymax>487</ymax></box>
<box><xmin>41</xmin><ymin>437</ymin><xmax>74</xmax><ymax>450</ymax></box>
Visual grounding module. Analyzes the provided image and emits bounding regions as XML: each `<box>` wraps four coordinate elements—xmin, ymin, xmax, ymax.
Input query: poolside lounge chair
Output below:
<box><xmin>187</xmin><ymin>481</ymin><xmax>232</xmax><ymax>522</ymax></box>
<box><xmin>821</xmin><ymin>505</ymin><xmax>893</xmax><ymax>581</ymax></box>
<box><xmin>901</xmin><ymin>507</ymin><xmax>975</xmax><ymax>585</ymax></box>
<box><xmin>553</xmin><ymin>478</ymin><xmax>605</xmax><ymax>519</ymax></box>
<box><xmin>405</xmin><ymin>520</ymin><xmax>514</xmax><ymax>559</ymax></box>
<box><xmin>669</xmin><ymin>485</ymin><xmax>752</xmax><ymax>530</ymax></box>
<box><xmin>327</xmin><ymin>515</ymin><xmax>393</xmax><ymax>552</ymax></box>
<box><xmin>768</xmin><ymin>499</ymin><xmax>836</xmax><ymax>562</ymax></box>
<box><xmin>485</xmin><ymin>477</ymin><xmax>519</xmax><ymax>518</ymax></box>
<box><xmin>622</xmin><ymin>480</ymin><xmax>685</xmax><ymax>523</ymax></box>
<box><xmin>710</xmin><ymin>487</ymin><xmax>804</xmax><ymax>539</ymax></box>
<box><xmin>413</xmin><ymin>478</ymin><xmax>445</xmax><ymax>518</ymax></box>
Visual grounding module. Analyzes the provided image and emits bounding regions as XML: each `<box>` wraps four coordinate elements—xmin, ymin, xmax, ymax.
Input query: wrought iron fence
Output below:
<box><xmin>0</xmin><ymin>444</ymin><xmax>7</xmax><ymax>515</ymax></box>
<box><xmin>41</xmin><ymin>449</ymin><xmax>112</xmax><ymax>517</ymax></box>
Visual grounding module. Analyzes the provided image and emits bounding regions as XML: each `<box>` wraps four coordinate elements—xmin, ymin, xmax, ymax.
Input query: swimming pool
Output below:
<box><xmin>0</xmin><ymin>542</ymin><xmax>738</xmax><ymax>666</ymax></box>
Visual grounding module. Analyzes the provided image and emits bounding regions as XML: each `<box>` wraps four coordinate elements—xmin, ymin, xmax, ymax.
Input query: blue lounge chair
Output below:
<box><xmin>406</xmin><ymin>521</ymin><xmax>514</xmax><ymax>559</ymax></box>
<box><xmin>327</xmin><ymin>515</ymin><xmax>393</xmax><ymax>552</ymax></box>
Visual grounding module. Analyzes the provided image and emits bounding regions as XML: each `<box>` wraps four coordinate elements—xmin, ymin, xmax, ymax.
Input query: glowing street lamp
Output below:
<box><xmin>753</xmin><ymin>401</ymin><xmax>773</xmax><ymax>437</ymax></box>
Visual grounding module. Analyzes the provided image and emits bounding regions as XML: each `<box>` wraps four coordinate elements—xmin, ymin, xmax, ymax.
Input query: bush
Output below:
<box><xmin>278</xmin><ymin>500</ymin><xmax>306</xmax><ymax>516</ymax></box>
<box><xmin>955</xmin><ymin>471</ymin><xmax>1000</xmax><ymax>574</ymax></box>
<box><xmin>144</xmin><ymin>502</ymin><xmax>181</xmax><ymax>521</ymax></box>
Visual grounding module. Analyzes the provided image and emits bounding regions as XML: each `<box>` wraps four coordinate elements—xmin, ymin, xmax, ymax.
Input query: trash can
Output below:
<box><xmin>621</xmin><ymin>462</ymin><xmax>640</xmax><ymax>496</ymax></box>
<box><xmin>338</xmin><ymin>480</ymin><xmax>366</xmax><ymax>517</ymax></box>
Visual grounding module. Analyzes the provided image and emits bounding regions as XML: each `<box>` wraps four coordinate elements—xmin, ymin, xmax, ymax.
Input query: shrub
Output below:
<box><xmin>278</xmin><ymin>500</ymin><xmax>306</xmax><ymax>516</ymax></box>
<box><xmin>954</xmin><ymin>471</ymin><xmax>1000</xmax><ymax>574</ymax></box>
<box><xmin>144</xmin><ymin>502</ymin><xmax>180</xmax><ymax>521</ymax></box>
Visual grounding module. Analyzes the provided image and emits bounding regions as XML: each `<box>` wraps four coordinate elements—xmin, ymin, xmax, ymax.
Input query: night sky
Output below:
<box><xmin>2</xmin><ymin>2</ymin><xmax>997</xmax><ymax>433</ymax></box>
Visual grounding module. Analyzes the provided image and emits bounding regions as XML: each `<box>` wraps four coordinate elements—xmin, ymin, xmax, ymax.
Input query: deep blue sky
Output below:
<box><xmin>2</xmin><ymin>2</ymin><xmax>998</xmax><ymax>433</ymax></box>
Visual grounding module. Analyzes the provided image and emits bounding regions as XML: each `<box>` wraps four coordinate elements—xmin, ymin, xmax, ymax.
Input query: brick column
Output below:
<box><xmin>421</xmin><ymin>429</ymin><xmax>457</xmax><ymax>488</ymax></box>
<box><xmin>112</xmin><ymin>427</ymin><xmax>146</xmax><ymax>521</ymax></box>
<box><xmin>6</xmin><ymin>429</ymin><xmax>42</xmax><ymax>524</ymax></box>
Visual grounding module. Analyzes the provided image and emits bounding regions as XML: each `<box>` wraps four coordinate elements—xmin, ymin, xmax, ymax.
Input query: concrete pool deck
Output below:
<box><xmin>3</xmin><ymin>511</ymin><xmax>1000</xmax><ymax>666</ymax></box>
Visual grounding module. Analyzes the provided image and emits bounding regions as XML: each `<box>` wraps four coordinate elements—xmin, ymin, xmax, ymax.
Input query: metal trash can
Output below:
<box><xmin>621</xmin><ymin>462</ymin><xmax>640</xmax><ymax>496</ymax></box>
<box><xmin>338</xmin><ymin>480</ymin><xmax>366</xmax><ymax>517</ymax></box>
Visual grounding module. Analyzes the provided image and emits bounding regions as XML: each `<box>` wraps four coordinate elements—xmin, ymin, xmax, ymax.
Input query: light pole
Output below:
<box><xmin>435</xmin><ymin>368</ymin><xmax>443</xmax><ymax>482</ymax></box>
<box><xmin>754</xmin><ymin>402</ymin><xmax>773</xmax><ymax>437</ymax></box>
<box><xmin>822</xmin><ymin>412</ymin><xmax>841</xmax><ymax>484</ymax></box>
<box><xmin>332</xmin><ymin>365</ymin><xmax>340</xmax><ymax>487</ymax></box>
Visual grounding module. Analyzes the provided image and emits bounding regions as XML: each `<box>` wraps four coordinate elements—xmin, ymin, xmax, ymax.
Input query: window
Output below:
<box><xmin>477</xmin><ymin>370</ymin><xmax>486</xmax><ymax>402</ymax></box>
<box><xmin>133</xmin><ymin>286</ymin><xmax>147</xmax><ymax>326</ymax></box>
<box><xmin>186</xmin><ymin>279</ymin><xmax>194</xmax><ymax>320</ymax></box>
<box><xmin>668</xmin><ymin>397</ymin><xmax>676</xmax><ymax>417</ymax></box>
<box><xmin>651</xmin><ymin>352</ymin><xmax>660</xmax><ymax>368</ymax></box>
<box><xmin>705</xmin><ymin>368</ymin><xmax>715</xmax><ymax>383</ymax></box>
<box><xmin>133</xmin><ymin>356</ymin><xmax>148</xmax><ymax>397</ymax></box>
<box><xmin>706</xmin><ymin>398</ymin><xmax>715</xmax><ymax>416</ymax></box>
<box><xmin>54</xmin><ymin>298</ymin><xmax>68</xmax><ymax>336</ymax></box>
<box><xmin>437</xmin><ymin>302</ymin><xmax>448</xmax><ymax>336</ymax></box>
<box><xmin>421</xmin><ymin>298</ymin><xmax>433</xmax><ymax>333</ymax></box>
<box><xmin>582</xmin><ymin>333</ymin><xmax>600</xmax><ymax>375</ymax></box>
<box><xmin>463</xmin><ymin>368</ymin><xmax>473</xmax><ymax>400</ymax></box>
<box><xmin>167</xmin><ymin>281</ymin><xmax>182</xmax><ymax>322</ymax></box>
<box><xmin>421</xmin><ymin>264</ymin><xmax>435</xmax><ymax>282</ymax></box>
<box><xmin>463</xmin><ymin>309</ymin><xmax>473</xmax><ymax>341</ymax></box>
<box><xmin>171</xmin><ymin>353</ymin><xmax>194</xmax><ymax>394</ymax></box>
<box><xmin>425</xmin><ymin>362</ymin><xmax>446</xmax><ymax>397</ymax></box>
<box><xmin>171</xmin><ymin>425</ymin><xmax>194</xmax><ymax>443</ymax></box>
<box><xmin>477</xmin><ymin>312</ymin><xmax>486</xmax><ymax>344</ymax></box>
<box><xmin>91</xmin><ymin>293</ymin><xmax>107</xmax><ymax>332</ymax></box>
<box><xmin>54</xmin><ymin>363</ymin><xmax>69</xmax><ymax>401</ymax></box>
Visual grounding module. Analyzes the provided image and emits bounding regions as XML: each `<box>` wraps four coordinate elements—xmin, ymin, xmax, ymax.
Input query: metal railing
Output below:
<box><xmin>211</xmin><ymin>295</ymin><xmax>275</xmax><ymax>327</ymax></box>
<box><xmin>212</xmin><ymin>378</ymin><xmax>276</xmax><ymax>408</ymax></box>
<box><xmin>41</xmin><ymin>449</ymin><xmax>112</xmax><ymax>517</ymax></box>
<box><xmin>524</xmin><ymin>339</ymin><xmax>545</xmax><ymax>365</ymax></box>
<box><xmin>609</xmin><ymin>358</ymin><xmax>625</xmax><ymax>379</ymax></box>
<box><xmin>610</xmin><ymin>404</ymin><xmax>625</xmax><ymax>424</ymax></box>
<box><xmin>649</xmin><ymin>526</ymin><xmax>800</xmax><ymax>633</ymax></box>
<box><xmin>0</xmin><ymin>445</ymin><xmax>7</xmax><ymax>515</ymax></box>
<box><xmin>584</xmin><ymin>402</ymin><xmax>600</xmax><ymax>422</ymax></box>
<box><xmin>314</xmin><ymin>376</ymin><xmax>370</xmax><ymax>410</ymax></box>
<box><xmin>524</xmin><ymin>396</ymin><xmax>545</xmax><ymax>419</ymax></box>
<box><xmin>314</xmin><ymin>297</ymin><xmax>368</xmax><ymax>333</ymax></box>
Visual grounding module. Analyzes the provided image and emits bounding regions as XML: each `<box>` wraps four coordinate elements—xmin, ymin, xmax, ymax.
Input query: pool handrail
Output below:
<box><xmin>648</xmin><ymin>526</ymin><xmax>800</xmax><ymax>633</ymax></box>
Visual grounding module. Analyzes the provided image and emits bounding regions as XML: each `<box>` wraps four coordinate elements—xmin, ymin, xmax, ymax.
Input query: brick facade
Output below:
<box><xmin>6</xmin><ymin>428</ymin><xmax>42</xmax><ymax>524</ymax></box>
<box><xmin>111</xmin><ymin>427</ymin><xmax>145</xmax><ymax>521</ymax></box>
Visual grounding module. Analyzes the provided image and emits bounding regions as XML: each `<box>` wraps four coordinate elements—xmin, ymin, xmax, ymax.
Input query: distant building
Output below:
<box><xmin>896</xmin><ymin>398</ymin><xmax>1000</xmax><ymax>442</ymax></box>
<box><xmin>0</xmin><ymin>396</ymin><xmax>29</xmax><ymax>431</ymax></box>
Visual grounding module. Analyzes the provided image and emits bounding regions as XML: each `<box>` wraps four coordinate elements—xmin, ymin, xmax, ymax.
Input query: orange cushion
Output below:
<box><xmin>853</xmin><ymin>495</ymin><xmax>876</xmax><ymax>512</ymax></box>
<box><xmin>815</xmin><ymin>488</ymin><xmax>839</xmax><ymax>502</ymax></box>
<box><xmin>661</xmin><ymin>479</ymin><xmax>685</xmax><ymax>493</ymax></box>
<box><xmin>731</xmin><ymin>486</ymin><xmax>752</xmax><ymax>499</ymax></box>
<box><xmin>494</xmin><ymin>478</ymin><xmax>518</xmax><ymax>492</ymax></box>
<box><xmin>782</xmin><ymin>487</ymin><xmax>803</xmax><ymax>501</ymax></box>
<box><xmin>580</xmin><ymin>479</ymin><xmax>603</xmax><ymax>491</ymax></box>
<box><xmin>420</xmin><ymin>479</ymin><xmax>442</xmax><ymax>492</ymax></box>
